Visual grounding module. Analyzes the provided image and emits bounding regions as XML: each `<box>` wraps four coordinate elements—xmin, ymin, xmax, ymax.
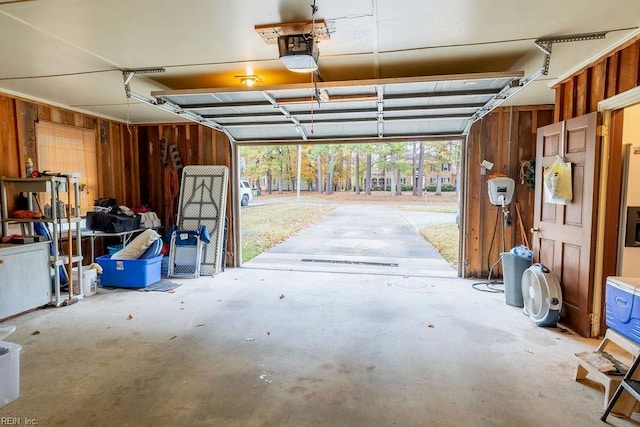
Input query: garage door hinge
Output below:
<box><xmin>597</xmin><ymin>125</ymin><xmax>608</xmax><ymax>137</ymax></box>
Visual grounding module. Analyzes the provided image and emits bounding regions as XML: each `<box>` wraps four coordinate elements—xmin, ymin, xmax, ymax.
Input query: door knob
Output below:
<box><xmin>530</xmin><ymin>227</ymin><xmax>540</xmax><ymax>233</ymax></box>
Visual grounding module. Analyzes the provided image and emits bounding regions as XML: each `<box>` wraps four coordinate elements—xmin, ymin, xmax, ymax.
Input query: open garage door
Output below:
<box><xmin>152</xmin><ymin>72</ymin><xmax>523</xmax><ymax>145</ymax></box>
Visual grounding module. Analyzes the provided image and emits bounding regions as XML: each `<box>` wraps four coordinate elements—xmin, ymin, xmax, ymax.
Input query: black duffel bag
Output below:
<box><xmin>86</xmin><ymin>211</ymin><xmax>141</xmax><ymax>233</ymax></box>
<box><xmin>93</xmin><ymin>198</ymin><xmax>119</xmax><ymax>213</ymax></box>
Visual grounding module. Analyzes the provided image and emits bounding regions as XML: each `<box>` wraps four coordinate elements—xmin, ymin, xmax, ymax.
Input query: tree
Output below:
<box><xmin>416</xmin><ymin>142</ymin><xmax>425</xmax><ymax>196</ymax></box>
<box><xmin>410</xmin><ymin>142</ymin><xmax>426</xmax><ymax>196</ymax></box>
<box><xmin>240</xmin><ymin>141</ymin><xmax>448</xmax><ymax>196</ymax></box>
<box><xmin>354</xmin><ymin>149</ymin><xmax>360</xmax><ymax>194</ymax></box>
<box><xmin>423</xmin><ymin>140</ymin><xmax>459</xmax><ymax>195</ymax></box>
<box><xmin>240</xmin><ymin>145</ymin><xmax>279</xmax><ymax>191</ymax></box>
<box><xmin>316</xmin><ymin>152</ymin><xmax>322</xmax><ymax>193</ymax></box>
<box><xmin>378</xmin><ymin>142</ymin><xmax>406</xmax><ymax>196</ymax></box>
<box><xmin>309</xmin><ymin>144</ymin><xmax>348</xmax><ymax>195</ymax></box>
<box><xmin>300</xmin><ymin>146</ymin><xmax>317</xmax><ymax>191</ymax></box>
<box><xmin>365</xmin><ymin>153</ymin><xmax>372</xmax><ymax>194</ymax></box>
<box><xmin>350</xmin><ymin>143</ymin><xmax>376</xmax><ymax>195</ymax></box>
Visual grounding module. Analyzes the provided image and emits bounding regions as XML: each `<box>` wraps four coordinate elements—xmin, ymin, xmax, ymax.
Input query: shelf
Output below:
<box><xmin>1</xmin><ymin>175</ymin><xmax>84</xmax><ymax>307</ymax></box>
<box><xmin>2</xmin><ymin>217</ymin><xmax>82</xmax><ymax>224</ymax></box>
<box><xmin>1</xmin><ymin>176</ymin><xmax>77</xmax><ymax>194</ymax></box>
<box><xmin>51</xmin><ymin>255</ymin><xmax>83</xmax><ymax>266</ymax></box>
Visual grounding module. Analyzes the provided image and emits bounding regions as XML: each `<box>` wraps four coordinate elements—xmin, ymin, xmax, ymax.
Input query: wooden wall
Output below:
<box><xmin>553</xmin><ymin>35</ymin><xmax>640</xmax><ymax>333</ymax></box>
<box><xmin>465</xmin><ymin>36</ymin><xmax>640</xmax><ymax>279</ymax></box>
<box><xmin>0</xmin><ymin>94</ymin><xmax>131</xmax><ymax>212</ymax></box>
<box><xmin>0</xmin><ymin>92</ymin><xmax>234</xmax><ymax>265</ymax></box>
<box><xmin>554</xmin><ymin>36</ymin><xmax>640</xmax><ymax>122</ymax></box>
<box><xmin>464</xmin><ymin>106</ymin><xmax>554</xmax><ymax>278</ymax></box>
<box><xmin>135</xmin><ymin>124</ymin><xmax>234</xmax><ymax>266</ymax></box>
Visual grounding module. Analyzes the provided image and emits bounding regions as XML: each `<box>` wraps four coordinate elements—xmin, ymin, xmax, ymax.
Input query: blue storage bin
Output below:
<box><xmin>161</xmin><ymin>256</ymin><xmax>169</xmax><ymax>276</ymax></box>
<box><xmin>605</xmin><ymin>277</ymin><xmax>640</xmax><ymax>343</ymax></box>
<box><xmin>96</xmin><ymin>254</ymin><xmax>162</xmax><ymax>289</ymax></box>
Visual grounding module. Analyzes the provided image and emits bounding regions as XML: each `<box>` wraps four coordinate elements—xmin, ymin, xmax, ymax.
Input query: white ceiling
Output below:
<box><xmin>0</xmin><ymin>0</ymin><xmax>638</xmax><ymax>142</ymax></box>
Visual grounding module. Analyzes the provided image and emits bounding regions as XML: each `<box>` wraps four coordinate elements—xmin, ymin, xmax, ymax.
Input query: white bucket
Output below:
<box><xmin>72</xmin><ymin>267</ymin><xmax>98</xmax><ymax>296</ymax></box>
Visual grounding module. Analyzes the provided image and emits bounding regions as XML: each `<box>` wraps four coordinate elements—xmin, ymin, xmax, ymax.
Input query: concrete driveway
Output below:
<box><xmin>244</xmin><ymin>204</ymin><xmax>457</xmax><ymax>277</ymax></box>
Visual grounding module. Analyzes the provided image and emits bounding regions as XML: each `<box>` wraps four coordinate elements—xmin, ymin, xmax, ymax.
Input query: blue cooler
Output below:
<box><xmin>606</xmin><ymin>277</ymin><xmax>640</xmax><ymax>343</ymax></box>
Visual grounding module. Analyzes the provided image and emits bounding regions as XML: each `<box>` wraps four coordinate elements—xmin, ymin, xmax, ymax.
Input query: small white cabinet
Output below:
<box><xmin>0</xmin><ymin>242</ymin><xmax>50</xmax><ymax>320</ymax></box>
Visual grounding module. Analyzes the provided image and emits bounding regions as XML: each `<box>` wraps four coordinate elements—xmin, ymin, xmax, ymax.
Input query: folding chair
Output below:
<box><xmin>167</xmin><ymin>225</ymin><xmax>210</xmax><ymax>278</ymax></box>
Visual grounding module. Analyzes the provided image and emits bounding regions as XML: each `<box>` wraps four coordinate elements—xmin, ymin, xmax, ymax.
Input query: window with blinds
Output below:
<box><xmin>35</xmin><ymin>121</ymin><xmax>97</xmax><ymax>216</ymax></box>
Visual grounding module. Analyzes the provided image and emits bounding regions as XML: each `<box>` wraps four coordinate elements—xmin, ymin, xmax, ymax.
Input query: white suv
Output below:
<box><xmin>240</xmin><ymin>179</ymin><xmax>253</xmax><ymax>206</ymax></box>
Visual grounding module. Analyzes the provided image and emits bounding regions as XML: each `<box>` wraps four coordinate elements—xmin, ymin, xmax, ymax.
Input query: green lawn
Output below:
<box><xmin>419</xmin><ymin>223</ymin><xmax>459</xmax><ymax>268</ymax></box>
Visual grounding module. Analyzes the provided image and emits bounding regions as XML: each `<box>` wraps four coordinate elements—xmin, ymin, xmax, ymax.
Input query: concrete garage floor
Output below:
<box><xmin>1</xmin><ymin>268</ymin><xmax>639</xmax><ymax>427</ymax></box>
<box><xmin>1</xmin><ymin>204</ymin><xmax>638</xmax><ymax>426</ymax></box>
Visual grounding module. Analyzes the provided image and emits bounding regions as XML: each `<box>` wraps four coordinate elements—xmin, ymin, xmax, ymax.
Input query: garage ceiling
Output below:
<box><xmin>0</xmin><ymin>0</ymin><xmax>639</xmax><ymax>143</ymax></box>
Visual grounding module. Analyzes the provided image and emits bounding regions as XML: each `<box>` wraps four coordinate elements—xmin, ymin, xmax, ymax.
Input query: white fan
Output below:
<box><xmin>521</xmin><ymin>263</ymin><xmax>562</xmax><ymax>327</ymax></box>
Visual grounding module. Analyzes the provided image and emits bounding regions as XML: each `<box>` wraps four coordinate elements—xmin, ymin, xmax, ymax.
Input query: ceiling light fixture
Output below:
<box><xmin>236</xmin><ymin>75</ymin><xmax>260</xmax><ymax>87</ymax></box>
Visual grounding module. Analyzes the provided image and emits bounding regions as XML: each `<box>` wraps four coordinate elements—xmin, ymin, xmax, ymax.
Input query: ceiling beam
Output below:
<box><xmin>254</xmin><ymin>19</ymin><xmax>331</xmax><ymax>45</ymax></box>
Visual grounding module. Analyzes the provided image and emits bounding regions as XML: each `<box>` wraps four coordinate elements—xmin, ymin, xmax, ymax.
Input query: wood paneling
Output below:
<box><xmin>0</xmin><ymin>92</ymin><xmax>235</xmax><ymax>266</ymax></box>
<box><xmin>619</xmin><ymin>43</ymin><xmax>640</xmax><ymax>93</ymax></box>
<box><xmin>15</xmin><ymin>100</ymin><xmax>37</xmax><ymax>173</ymax></box>
<box><xmin>590</xmin><ymin>61</ymin><xmax>606</xmax><ymax>113</ymax></box>
<box><xmin>554</xmin><ymin>36</ymin><xmax>640</xmax><ymax>334</ymax></box>
<box><xmin>135</xmin><ymin>123</ymin><xmax>235</xmax><ymax>266</ymax></box>
<box><xmin>463</xmin><ymin>106</ymin><xmax>553</xmax><ymax>278</ymax></box>
<box><xmin>555</xmin><ymin>37</ymin><xmax>640</xmax><ymax>121</ymax></box>
<box><xmin>576</xmin><ymin>72</ymin><xmax>588</xmax><ymax>117</ymax></box>
<box><xmin>0</xmin><ymin>96</ymin><xmax>19</xmax><ymax>181</ymax></box>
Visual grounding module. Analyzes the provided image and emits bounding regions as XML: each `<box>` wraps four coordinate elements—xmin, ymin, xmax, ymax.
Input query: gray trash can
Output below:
<box><xmin>501</xmin><ymin>252</ymin><xmax>532</xmax><ymax>307</ymax></box>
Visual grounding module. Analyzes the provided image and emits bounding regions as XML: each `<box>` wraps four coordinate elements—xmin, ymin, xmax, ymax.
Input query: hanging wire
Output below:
<box><xmin>472</xmin><ymin>207</ymin><xmax>506</xmax><ymax>293</ymax></box>
<box><xmin>310</xmin><ymin>73</ymin><xmax>315</xmax><ymax>134</ymax></box>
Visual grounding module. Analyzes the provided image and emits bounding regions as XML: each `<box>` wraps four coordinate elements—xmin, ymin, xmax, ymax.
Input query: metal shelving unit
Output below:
<box><xmin>0</xmin><ymin>175</ymin><xmax>83</xmax><ymax>306</ymax></box>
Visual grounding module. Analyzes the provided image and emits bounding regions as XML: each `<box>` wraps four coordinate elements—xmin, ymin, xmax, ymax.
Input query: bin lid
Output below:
<box><xmin>607</xmin><ymin>277</ymin><xmax>640</xmax><ymax>293</ymax></box>
<box><xmin>0</xmin><ymin>326</ymin><xmax>16</xmax><ymax>341</ymax></box>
